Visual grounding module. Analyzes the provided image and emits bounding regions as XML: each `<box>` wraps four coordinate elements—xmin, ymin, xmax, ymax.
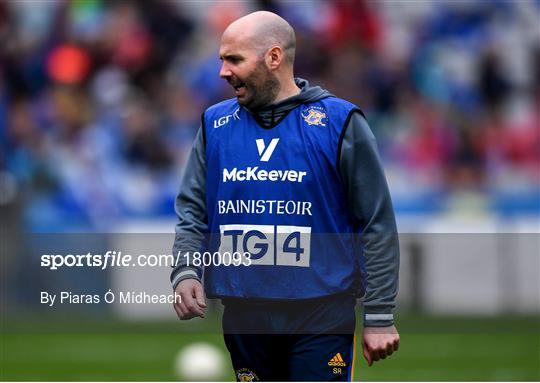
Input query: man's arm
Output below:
<box><xmin>171</xmin><ymin>126</ymin><xmax>208</xmax><ymax>320</ymax></box>
<box><xmin>339</xmin><ymin>110</ymin><xmax>400</xmax><ymax>364</ymax></box>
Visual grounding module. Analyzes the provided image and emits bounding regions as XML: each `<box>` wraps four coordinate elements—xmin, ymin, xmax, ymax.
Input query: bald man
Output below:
<box><xmin>171</xmin><ymin>11</ymin><xmax>400</xmax><ymax>381</ymax></box>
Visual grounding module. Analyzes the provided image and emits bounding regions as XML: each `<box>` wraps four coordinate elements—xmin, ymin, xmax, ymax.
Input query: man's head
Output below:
<box><xmin>219</xmin><ymin>11</ymin><xmax>296</xmax><ymax>109</ymax></box>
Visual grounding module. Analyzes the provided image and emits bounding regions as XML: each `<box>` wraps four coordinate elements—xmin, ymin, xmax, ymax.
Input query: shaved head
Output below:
<box><xmin>219</xmin><ymin>11</ymin><xmax>300</xmax><ymax>109</ymax></box>
<box><xmin>222</xmin><ymin>11</ymin><xmax>296</xmax><ymax>65</ymax></box>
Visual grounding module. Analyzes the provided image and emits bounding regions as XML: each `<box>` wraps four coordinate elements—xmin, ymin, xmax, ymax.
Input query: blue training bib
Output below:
<box><xmin>202</xmin><ymin>96</ymin><xmax>364</xmax><ymax>299</ymax></box>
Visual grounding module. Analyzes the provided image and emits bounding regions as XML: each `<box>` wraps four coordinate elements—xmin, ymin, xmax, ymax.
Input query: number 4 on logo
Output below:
<box><xmin>276</xmin><ymin>226</ymin><xmax>311</xmax><ymax>267</ymax></box>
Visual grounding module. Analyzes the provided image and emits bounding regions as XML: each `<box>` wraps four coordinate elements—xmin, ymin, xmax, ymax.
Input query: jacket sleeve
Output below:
<box><xmin>170</xmin><ymin>126</ymin><xmax>207</xmax><ymax>290</ymax></box>
<box><xmin>339</xmin><ymin>110</ymin><xmax>400</xmax><ymax>327</ymax></box>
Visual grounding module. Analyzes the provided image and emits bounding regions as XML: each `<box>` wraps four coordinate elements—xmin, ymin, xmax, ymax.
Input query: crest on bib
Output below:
<box><xmin>302</xmin><ymin>106</ymin><xmax>327</xmax><ymax>127</ymax></box>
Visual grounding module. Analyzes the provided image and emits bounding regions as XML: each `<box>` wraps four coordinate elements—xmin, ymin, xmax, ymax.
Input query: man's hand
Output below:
<box><xmin>362</xmin><ymin>325</ymin><xmax>400</xmax><ymax>366</ymax></box>
<box><xmin>173</xmin><ymin>279</ymin><xmax>207</xmax><ymax>320</ymax></box>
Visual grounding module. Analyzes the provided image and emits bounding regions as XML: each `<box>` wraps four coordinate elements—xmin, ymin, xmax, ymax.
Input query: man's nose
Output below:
<box><xmin>219</xmin><ymin>62</ymin><xmax>231</xmax><ymax>78</ymax></box>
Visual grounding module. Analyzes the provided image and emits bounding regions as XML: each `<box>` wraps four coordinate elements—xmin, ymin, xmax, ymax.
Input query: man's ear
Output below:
<box><xmin>266</xmin><ymin>46</ymin><xmax>283</xmax><ymax>70</ymax></box>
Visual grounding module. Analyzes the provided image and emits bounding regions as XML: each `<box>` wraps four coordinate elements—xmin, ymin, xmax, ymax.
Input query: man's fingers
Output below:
<box><xmin>364</xmin><ymin>342</ymin><xmax>392</xmax><ymax>364</ymax></box>
<box><xmin>184</xmin><ymin>298</ymin><xmax>204</xmax><ymax>317</ymax></box>
<box><xmin>177</xmin><ymin>302</ymin><xmax>197</xmax><ymax>321</ymax></box>
<box><xmin>194</xmin><ymin>283</ymin><xmax>207</xmax><ymax>308</ymax></box>
<box><xmin>173</xmin><ymin>280</ymin><xmax>207</xmax><ymax>321</ymax></box>
<box><xmin>173</xmin><ymin>302</ymin><xmax>186</xmax><ymax>319</ymax></box>
<box><xmin>362</xmin><ymin>326</ymin><xmax>400</xmax><ymax>365</ymax></box>
<box><xmin>181</xmin><ymin>290</ymin><xmax>205</xmax><ymax>318</ymax></box>
<box><xmin>386</xmin><ymin>342</ymin><xmax>394</xmax><ymax>356</ymax></box>
<box><xmin>362</xmin><ymin>339</ymin><xmax>373</xmax><ymax>366</ymax></box>
<box><xmin>173</xmin><ymin>302</ymin><xmax>182</xmax><ymax>319</ymax></box>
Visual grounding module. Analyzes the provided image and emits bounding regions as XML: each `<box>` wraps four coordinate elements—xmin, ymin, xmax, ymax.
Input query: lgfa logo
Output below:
<box><xmin>255</xmin><ymin>138</ymin><xmax>279</xmax><ymax>162</ymax></box>
<box><xmin>214</xmin><ymin>107</ymin><xmax>240</xmax><ymax>128</ymax></box>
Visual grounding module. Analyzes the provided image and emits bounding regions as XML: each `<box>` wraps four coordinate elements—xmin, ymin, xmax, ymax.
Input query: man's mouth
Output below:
<box><xmin>233</xmin><ymin>83</ymin><xmax>246</xmax><ymax>96</ymax></box>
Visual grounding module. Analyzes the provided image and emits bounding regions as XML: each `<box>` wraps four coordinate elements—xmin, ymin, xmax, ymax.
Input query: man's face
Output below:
<box><xmin>219</xmin><ymin>36</ymin><xmax>280</xmax><ymax>109</ymax></box>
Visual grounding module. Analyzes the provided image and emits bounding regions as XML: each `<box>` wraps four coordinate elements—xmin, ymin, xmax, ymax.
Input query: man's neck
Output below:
<box><xmin>272</xmin><ymin>78</ymin><xmax>301</xmax><ymax>104</ymax></box>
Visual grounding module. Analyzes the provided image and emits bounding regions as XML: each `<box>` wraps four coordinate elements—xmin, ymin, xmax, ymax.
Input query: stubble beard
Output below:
<box><xmin>240</xmin><ymin>60</ymin><xmax>281</xmax><ymax>110</ymax></box>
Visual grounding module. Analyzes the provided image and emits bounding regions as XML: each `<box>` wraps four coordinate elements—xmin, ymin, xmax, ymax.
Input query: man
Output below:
<box><xmin>171</xmin><ymin>11</ymin><xmax>399</xmax><ymax>381</ymax></box>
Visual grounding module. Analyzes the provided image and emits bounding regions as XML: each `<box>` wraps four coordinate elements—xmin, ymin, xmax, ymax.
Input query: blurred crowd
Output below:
<box><xmin>1</xmin><ymin>0</ymin><xmax>539</xmax><ymax>230</ymax></box>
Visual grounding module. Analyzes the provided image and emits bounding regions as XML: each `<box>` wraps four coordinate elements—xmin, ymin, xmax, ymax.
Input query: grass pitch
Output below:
<box><xmin>1</xmin><ymin>312</ymin><xmax>539</xmax><ymax>381</ymax></box>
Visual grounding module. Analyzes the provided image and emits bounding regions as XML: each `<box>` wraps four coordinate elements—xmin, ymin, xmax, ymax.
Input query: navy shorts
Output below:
<box><xmin>222</xmin><ymin>294</ymin><xmax>357</xmax><ymax>381</ymax></box>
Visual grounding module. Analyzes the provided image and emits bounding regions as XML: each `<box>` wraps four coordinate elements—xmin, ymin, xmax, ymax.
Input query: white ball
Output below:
<box><xmin>174</xmin><ymin>342</ymin><xmax>226</xmax><ymax>381</ymax></box>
